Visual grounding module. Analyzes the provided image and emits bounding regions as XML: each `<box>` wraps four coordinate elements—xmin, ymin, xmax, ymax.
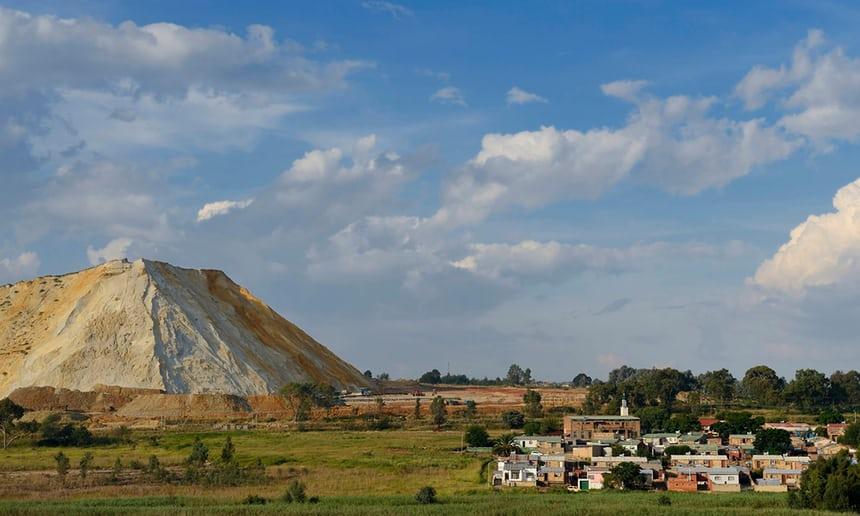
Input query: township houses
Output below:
<box><xmin>751</xmin><ymin>454</ymin><xmax>811</xmax><ymax>471</ymax></box>
<box><xmin>826</xmin><ymin>423</ymin><xmax>847</xmax><ymax>440</ymax></box>
<box><xmin>670</xmin><ymin>454</ymin><xmax>730</xmax><ymax>468</ymax></box>
<box><xmin>492</xmin><ymin>402</ymin><xmax>848</xmax><ymax>493</ymax></box>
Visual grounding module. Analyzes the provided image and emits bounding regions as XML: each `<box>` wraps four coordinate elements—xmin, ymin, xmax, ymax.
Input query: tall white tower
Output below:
<box><xmin>620</xmin><ymin>396</ymin><xmax>629</xmax><ymax>416</ymax></box>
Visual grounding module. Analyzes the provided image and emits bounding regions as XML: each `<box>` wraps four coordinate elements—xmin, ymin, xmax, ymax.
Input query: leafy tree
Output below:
<box><xmin>838</xmin><ymin>422</ymin><xmax>860</xmax><ymax>446</ymax></box>
<box><xmin>830</xmin><ymin>370</ymin><xmax>860</xmax><ymax>407</ymax></box>
<box><xmin>663</xmin><ymin>445</ymin><xmax>693</xmax><ymax>457</ymax></box>
<box><xmin>540</xmin><ymin>416</ymin><xmax>561</xmax><ymax>434</ymax></box>
<box><xmin>188</xmin><ymin>437</ymin><xmax>209</xmax><ymax>466</ymax></box>
<box><xmin>430</xmin><ymin>396</ymin><xmax>447</xmax><ymax>427</ymax></box>
<box><xmin>740</xmin><ymin>366</ymin><xmax>784</xmax><ymax>405</ymax></box>
<box><xmin>754</xmin><ymin>428</ymin><xmax>792</xmax><ymax>455</ymax></box>
<box><xmin>523</xmin><ymin>389</ymin><xmax>543</xmax><ymax>418</ymax></box>
<box><xmin>710</xmin><ymin>412</ymin><xmax>764</xmax><ymax>439</ymax></box>
<box><xmin>604</xmin><ymin>461</ymin><xmax>646</xmax><ymax>490</ymax></box>
<box><xmin>79</xmin><ymin>451</ymin><xmax>94</xmax><ymax>479</ymax></box>
<box><xmin>571</xmin><ymin>373</ymin><xmax>592</xmax><ymax>387</ymax></box>
<box><xmin>413</xmin><ymin>398</ymin><xmax>421</xmax><ymax>419</ymax></box>
<box><xmin>279</xmin><ymin>382</ymin><xmax>340</xmax><ymax>422</ymax></box>
<box><xmin>377</xmin><ymin>373</ymin><xmax>390</xmax><ymax>381</ymax></box>
<box><xmin>783</xmin><ymin>369</ymin><xmax>831</xmax><ymax>410</ymax></box>
<box><xmin>792</xmin><ymin>451</ymin><xmax>860</xmax><ymax>511</ymax></box>
<box><xmin>419</xmin><ymin>369</ymin><xmax>442</xmax><ymax>384</ymax></box>
<box><xmin>698</xmin><ymin>369</ymin><xmax>737</xmax><ymax>405</ymax></box>
<box><xmin>636</xmin><ymin>407</ymin><xmax>670</xmax><ymax>433</ymax></box>
<box><xmin>220</xmin><ymin>436</ymin><xmax>235</xmax><ymax>463</ymax></box>
<box><xmin>522</xmin><ymin>421</ymin><xmax>541</xmax><ymax>435</ymax></box>
<box><xmin>665</xmin><ymin>413</ymin><xmax>702</xmax><ymax>434</ymax></box>
<box><xmin>363</xmin><ymin>370</ymin><xmax>373</xmax><ymax>379</ymax></box>
<box><xmin>0</xmin><ymin>398</ymin><xmax>35</xmax><ymax>449</ymax></box>
<box><xmin>500</xmin><ymin>411</ymin><xmax>525</xmax><ymax>429</ymax></box>
<box><xmin>54</xmin><ymin>452</ymin><xmax>69</xmax><ymax>485</ymax></box>
<box><xmin>415</xmin><ymin>486</ymin><xmax>437</xmax><ymax>504</ymax></box>
<box><xmin>464</xmin><ymin>400</ymin><xmax>477</xmax><ymax>419</ymax></box>
<box><xmin>506</xmin><ymin>364</ymin><xmax>527</xmax><ymax>385</ymax></box>
<box><xmin>463</xmin><ymin>425</ymin><xmax>490</xmax><ymax>447</ymax></box>
<box><xmin>817</xmin><ymin>407</ymin><xmax>844</xmax><ymax>425</ymax></box>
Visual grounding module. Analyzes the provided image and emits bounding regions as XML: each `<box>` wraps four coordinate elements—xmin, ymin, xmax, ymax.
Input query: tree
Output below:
<box><xmin>663</xmin><ymin>445</ymin><xmax>693</xmax><ymax>457</ymax></box>
<box><xmin>463</xmin><ymin>425</ymin><xmax>490</xmax><ymax>447</ymax></box>
<box><xmin>0</xmin><ymin>398</ymin><xmax>32</xmax><ymax>449</ymax></box>
<box><xmin>79</xmin><ymin>451</ymin><xmax>94</xmax><ymax>479</ymax></box>
<box><xmin>754</xmin><ymin>428</ymin><xmax>792</xmax><ymax>455</ymax></box>
<box><xmin>375</xmin><ymin>396</ymin><xmax>385</xmax><ymax>414</ymax></box>
<box><xmin>377</xmin><ymin>373</ymin><xmax>390</xmax><ymax>381</ymax></box>
<box><xmin>415</xmin><ymin>486</ymin><xmax>437</xmax><ymax>504</ymax></box>
<box><xmin>506</xmin><ymin>364</ymin><xmax>526</xmax><ymax>385</ymax></box>
<box><xmin>636</xmin><ymin>407</ymin><xmax>670</xmax><ymax>434</ymax></box>
<box><xmin>783</xmin><ymin>369</ymin><xmax>831</xmax><ymax>410</ymax></box>
<box><xmin>280</xmin><ymin>382</ymin><xmax>340</xmax><ymax>422</ymax></box>
<box><xmin>838</xmin><ymin>423</ymin><xmax>860</xmax><ymax>446</ymax></box>
<box><xmin>698</xmin><ymin>369</ymin><xmax>737</xmax><ymax>405</ymax></box>
<box><xmin>188</xmin><ymin>437</ymin><xmax>209</xmax><ymax>466</ymax></box>
<box><xmin>464</xmin><ymin>400</ymin><xmax>477</xmax><ymax>419</ymax></box>
<box><xmin>363</xmin><ymin>370</ymin><xmax>373</xmax><ymax>379</ymax></box>
<box><xmin>430</xmin><ymin>396</ymin><xmax>446</xmax><ymax>427</ymax></box>
<box><xmin>665</xmin><ymin>413</ymin><xmax>702</xmax><ymax>434</ymax></box>
<box><xmin>604</xmin><ymin>461</ymin><xmax>646</xmax><ymax>490</ymax></box>
<box><xmin>792</xmin><ymin>452</ymin><xmax>860</xmax><ymax>511</ymax></box>
<box><xmin>500</xmin><ymin>411</ymin><xmax>525</xmax><ymax>429</ymax></box>
<box><xmin>740</xmin><ymin>366</ymin><xmax>784</xmax><ymax>405</ymax></box>
<box><xmin>54</xmin><ymin>452</ymin><xmax>69</xmax><ymax>486</ymax></box>
<box><xmin>830</xmin><ymin>370</ymin><xmax>860</xmax><ymax>407</ymax></box>
<box><xmin>413</xmin><ymin>398</ymin><xmax>421</xmax><ymax>419</ymax></box>
<box><xmin>220</xmin><ymin>436</ymin><xmax>235</xmax><ymax>462</ymax></box>
<box><xmin>710</xmin><ymin>411</ymin><xmax>764</xmax><ymax>439</ymax></box>
<box><xmin>523</xmin><ymin>389</ymin><xmax>543</xmax><ymax>418</ymax></box>
<box><xmin>522</xmin><ymin>421</ymin><xmax>541</xmax><ymax>435</ymax></box>
<box><xmin>817</xmin><ymin>407</ymin><xmax>844</xmax><ymax>425</ymax></box>
<box><xmin>419</xmin><ymin>369</ymin><xmax>442</xmax><ymax>384</ymax></box>
<box><xmin>571</xmin><ymin>373</ymin><xmax>592</xmax><ymax>388</ymax></box>
<box><xmin>492</xmin><ymin>433</ymin><xmax>521</xmax><ymax>455</ymax></box>
<box><xmin>111</xmin><ymin>457</ymin><xmax>123</xmax><ymax>483</ymax></box>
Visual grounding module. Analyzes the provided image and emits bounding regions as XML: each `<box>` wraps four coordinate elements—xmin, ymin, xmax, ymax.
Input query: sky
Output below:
<box><xmin>2</xmin><ymin>1</ymin><xmax>860</xmax><ymax>381</ymax></box>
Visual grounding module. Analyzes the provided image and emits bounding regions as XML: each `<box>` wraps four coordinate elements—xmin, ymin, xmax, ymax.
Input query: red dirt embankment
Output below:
<box><xmin>9</xmin><ymin>385</ymin><xmax>163</xmax><ymax>412</ymax></box>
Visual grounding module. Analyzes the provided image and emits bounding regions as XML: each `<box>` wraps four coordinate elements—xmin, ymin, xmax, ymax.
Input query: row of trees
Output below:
<box><xmin>418</xmin><ymin>364</ymin><xmax>534</xmax><ymax>386</ymax></box>
<box><xmin>583</xmin><ymin>365</ymin><xmax>860</xmax><ymax>413</ymax></box>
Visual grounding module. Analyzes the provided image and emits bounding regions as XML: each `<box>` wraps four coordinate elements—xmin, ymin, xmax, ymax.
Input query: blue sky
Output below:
<box><xmin>3</xmin><ymin>1</ymin><xmax>860</xmax><ymax>381</ymax></box>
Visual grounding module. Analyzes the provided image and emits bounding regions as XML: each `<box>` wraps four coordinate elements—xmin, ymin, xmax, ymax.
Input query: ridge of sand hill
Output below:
<box><xmin>0</xmin><ymin>259</ymin><xmax>369</xmax><ymax>397</ymax></box>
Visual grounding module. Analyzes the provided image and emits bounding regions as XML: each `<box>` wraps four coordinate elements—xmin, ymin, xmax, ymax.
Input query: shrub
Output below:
<box><xmin>522</xmin><ymin>421</ymin><xmax>541</xmax><ymax>435</ymax></box>
<box><xmin>79</xmin><ymin>451</ymin><xmax>94</xmax><ymax>479</ymax></box>
<box><xmin>415</xmin><ymin>486</ymin><xmax>437</xmax><ymax>504</ymax></box>
<box><xmin>54</xmin><ymin>452</ymin><xmax>69</xmax><ymax>485</ymax></box>
<box><xmin>282</xmin><ymin>479</ymin><xmax>307</xmax><ymax>503</ymax></box>
<box><xmin>187</xmin><ymin>437</ymin><xmax>209</xmax><ymax>466</ymax></box>
<box><xmin>657</xmin><ymin>494</ymin><xmax>672</xmax><ymax>506</ymax></box>
<box><xmin>500</xmin><ymin>411</ymin><xmax>525</xmax><ymax>429</ymax></box>
<box><xmin>242</xmin><ymin>494</ymin><xmax>268</xmax><ymax>505</ymax></box>
<box><xmin>463</xmin><ymin>425</ymin><xmax>490</xmax><ymax>447</ymax></box>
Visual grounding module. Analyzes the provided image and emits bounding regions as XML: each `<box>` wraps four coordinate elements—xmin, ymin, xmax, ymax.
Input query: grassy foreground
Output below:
<box><xmin>0</xmin><ymin>429</ymin><xmax>841</xmax><ymax>514</ymax></box>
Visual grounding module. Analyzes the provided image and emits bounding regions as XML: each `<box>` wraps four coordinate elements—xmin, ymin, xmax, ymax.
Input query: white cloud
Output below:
<box><xmin>197</xmin><ymin>199</ymin><xmax>254</xmax><ymax>222</ymax></box>
<box><xmin>506</xmin><ymin>86</ymin><xmax>548</xmax><ymax>105</ymax></box>
<box><xmin>736</xmin><ymin>29</ymin><xmax>860</xmax><ymax>144</ymax></box>
<box><xmin>0</xmin><ymin>252</ymin><xmax>40</xmax><ymax>283</ymax></box>
<box><xmin>601</xmin><ymin>80</ymin><xmax>649</xmax><ymax>103</ymax></box>
<box><xmin>752</xmin><ymin>177</ymin><xmax>860</xmax><ymax>294</ymax></box>
<box><xmin>432</xmin><ymin>90</ymin><xmax>797</xmax><ymax>226</ymax></box>
<box><xmin>361</xmin><ymin>1</ymin><xmax>414</xmax><ymax>19</ymax></box>
<box><xmin>86</xmin><ymin>238</ymin><xmax>133</xmax><ymax>265</ymax></box>
<box><xmin>430</xmin><ymin>86</ymin><xmax>467</xmax><ymax>107</ymax></box>
<box><xmin>451</xmin><ymin>239</ymin><xmax>748</xmax><ymax>281</ymax></box>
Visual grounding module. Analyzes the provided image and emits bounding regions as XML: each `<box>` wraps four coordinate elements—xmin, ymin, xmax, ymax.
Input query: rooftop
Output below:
<box><xmin>567</xmin><ymin>415</ymin><xmax>640</xmax><ymax>421</ymax></box>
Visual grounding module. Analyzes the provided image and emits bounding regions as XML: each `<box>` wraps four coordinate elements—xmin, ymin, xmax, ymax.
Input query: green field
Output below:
<box><xmin>0</xmin><ymin>430</ymin><xmax>841</xmax><ymax>515</ymax></box>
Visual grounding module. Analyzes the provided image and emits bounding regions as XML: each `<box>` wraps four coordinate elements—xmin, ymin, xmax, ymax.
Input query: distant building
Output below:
<box><xmin>670</xmin><ymin>454</ymin><xmax>730</xmax><ymax>468</ymax></box>
<box><xmin>751</xmin><ymin>454</ymin><xmax>810</xmax><ymax>471</ymax></box>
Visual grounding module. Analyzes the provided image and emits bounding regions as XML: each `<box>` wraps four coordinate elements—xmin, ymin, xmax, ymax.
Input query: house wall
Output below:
<box><xmin>667</xmin><ymin>477</ymin><xmax>698</xmax><ymax>492</ymax></box>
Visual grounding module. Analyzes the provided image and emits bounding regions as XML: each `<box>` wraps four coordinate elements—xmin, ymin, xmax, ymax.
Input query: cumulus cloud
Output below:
<box><xmin>86</xmin><ymin>238</ymin><xmax>133</xmax><ymax>265</ymax></box>
<box><xmin>601</xmin><ymin>79</ymin><xmax>650</xmax><ymax>102</ymax></box>
<box><xmin>736</xmin><ymin>29</ymin><xmax>860</xmax><ymax>144</ymax></box>
<box><xmin>752</xmin><ymin>177</ymin><xmax>860</xmax><ymax>294</ymax></box>
<box><xmin>430</xmin><ymin>86</ymin><xmax>467</xmax><ymax>107</ymax></box>
<box><xmin>0</xmin><ymin>252</ymin><xmax>40</xmax><ymax>283</ymax></box>
<box><xmin>433</xmin><ymin>90</ymin><xmax>797</xmax><ymax>226</ymax></box>
<box><xmin>197</xmin><ymin>199</ymin><xmax>254</xmax><ymax>222</ymax></box>
<box><xmin>506</xmin><ymin>86</ymin><xmax>548</xmax><ymax>105</ymax></box>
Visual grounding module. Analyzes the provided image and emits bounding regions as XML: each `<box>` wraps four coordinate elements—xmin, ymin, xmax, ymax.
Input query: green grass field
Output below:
<box><xmin>0</xmin><ymin>429</ymin><xmax>842</xmax><ymax>514</ymax></box>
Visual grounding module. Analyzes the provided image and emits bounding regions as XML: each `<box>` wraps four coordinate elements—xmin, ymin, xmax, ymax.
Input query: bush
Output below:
<box><xmin>242</xmin><ymin>494</ymin><xmax>268</xmax><ymax>505</ymax></box>
<box><xmin>500</xmin><ymin>411</ymin><xmax>525</xmax><ymax>429</ymax></box>
<box><xmin>522</xmin><ymin>421</ymin><xmax>541</xmax><ymax>435</ymax></box>
<box><xmin>415</xmin><ymin>486</ymin><xmax>437</xmax><ymax>504</ymax></box>
<box><xmin>657</xmin><ymin>494</ymin><xmax>672</xmax><ymax>506</ymax></box>
<box><xmin>282</xmin><ymin>479</ymin><xmax>307</xmax><ymax>503</ymax></box>
<box><xmin>463</xmin><ymin>425</ymin><xmax>490</xmax><ymax>447</ymax></box>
